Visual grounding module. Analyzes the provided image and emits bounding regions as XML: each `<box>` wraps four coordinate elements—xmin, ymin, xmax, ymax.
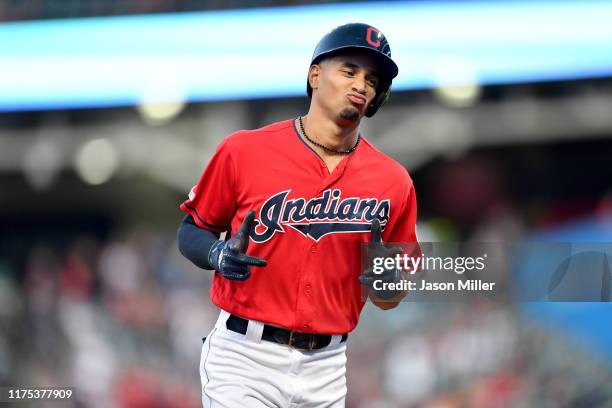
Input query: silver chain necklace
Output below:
<box><xmin>298</xmin><ymin>116</ymin><xmax>360</xmax><ymax>155</ymax></box>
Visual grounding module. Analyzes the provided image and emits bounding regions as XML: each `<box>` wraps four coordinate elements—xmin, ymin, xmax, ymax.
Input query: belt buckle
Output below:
<box><xmin>288</xmin><ymin>330</ymin><xmax>316</xmax><ymax>351</ymax></box>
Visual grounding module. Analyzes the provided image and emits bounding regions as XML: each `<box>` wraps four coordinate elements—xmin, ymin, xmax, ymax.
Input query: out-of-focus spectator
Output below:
<box><xmin>2</xmin><ymin>223</ymin><xmax>611</xmax><ymax>407</ymax></box>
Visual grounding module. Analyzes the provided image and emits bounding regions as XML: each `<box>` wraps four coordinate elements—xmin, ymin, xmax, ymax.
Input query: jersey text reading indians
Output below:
<box><xmin>252</xmin><ymin>189</ymin><xmax>390</xmax><ymax>243</ymax></box>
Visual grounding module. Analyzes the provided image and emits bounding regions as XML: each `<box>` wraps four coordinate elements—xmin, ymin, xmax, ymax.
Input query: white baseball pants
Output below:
<box><xmin>199</xmin><ymin>310</ymin><xmax>347</xmax><ymax>407</ymax></box>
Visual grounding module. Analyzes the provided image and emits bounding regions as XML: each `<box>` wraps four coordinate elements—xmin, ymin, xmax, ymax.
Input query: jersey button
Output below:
<box><xmin>303</xmin><ymin>324</ymin><xmax>310</xmax><ymax>330</ymax></box>
<box><xmin>310</xmin><ymin>244</ymin><xmax>317</xmax><ymax>253</ymax></box>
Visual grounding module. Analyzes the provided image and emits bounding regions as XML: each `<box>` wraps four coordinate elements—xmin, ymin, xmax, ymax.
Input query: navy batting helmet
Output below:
<box><xmin>307</xmin><ymin>23</ymin><xmax>399</xmax><ymax>117</ymax></box>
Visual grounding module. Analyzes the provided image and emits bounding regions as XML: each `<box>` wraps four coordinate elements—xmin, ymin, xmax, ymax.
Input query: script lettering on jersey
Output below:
<box><xmin>251</xmin><ymin>189</ymin><xmax>390</xmax><ymax>243</ymax></box>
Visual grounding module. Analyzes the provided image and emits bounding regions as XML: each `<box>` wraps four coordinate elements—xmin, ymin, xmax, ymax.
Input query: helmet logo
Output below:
<box><xmin>381</xmin><ymin>43</ymin><xmax>391</xmax><ymax>57</ymax></box>
<box><xmin>366</xmin><ymin>27</ymin><xmax>382</xmax><ymax>48</ymax></box>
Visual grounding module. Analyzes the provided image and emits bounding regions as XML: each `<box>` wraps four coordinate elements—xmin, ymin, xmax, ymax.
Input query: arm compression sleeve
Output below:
<box><xmin>177</xmin><ymin>214</ymin><xmax>221</xmax><ymax>270</ymax></box>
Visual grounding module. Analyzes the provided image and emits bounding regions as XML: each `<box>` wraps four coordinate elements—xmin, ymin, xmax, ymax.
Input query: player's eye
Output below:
<box><xmin>342</xmin><ymin>69</ymin><xmax>355</xmax><ymax>76</ymax></box>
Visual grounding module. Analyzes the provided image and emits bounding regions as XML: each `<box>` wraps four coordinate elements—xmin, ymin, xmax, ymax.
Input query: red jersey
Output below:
<box><xmin>180</xmin><ymin>119</ymin><xmax>418</xmax><ymax>334</ymax></box>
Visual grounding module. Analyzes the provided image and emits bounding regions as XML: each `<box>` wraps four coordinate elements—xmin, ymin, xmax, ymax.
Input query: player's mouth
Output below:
<box><xmin>347</xmin><ymin>93</ymin><xmax>367</xmax><ymax>107</ymax></box>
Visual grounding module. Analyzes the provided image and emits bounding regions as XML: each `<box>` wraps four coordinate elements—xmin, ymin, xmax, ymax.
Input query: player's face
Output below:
<box><xmin>311</xmin><ymin>52</ymin><xmax>381</xmax><ymax>123</ymax></box>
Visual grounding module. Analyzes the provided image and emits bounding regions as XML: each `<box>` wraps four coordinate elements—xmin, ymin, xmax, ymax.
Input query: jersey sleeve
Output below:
<box><xmin>384</xmin><ymin>181</ymin><xmax>421</xmax><ymax>274</ymax></box>
<box><xmin>384</xmin><ymin>181</ymin><xmax>418</xmax><ymax>243</ymax></box>
<box><xmin>179</xmin><ymin>138</ymin><xmax>237</xmax><ymax>233</ymax></box>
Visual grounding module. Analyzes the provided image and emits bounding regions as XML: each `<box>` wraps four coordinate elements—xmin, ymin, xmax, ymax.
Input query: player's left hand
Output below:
<box><xmin>209</xmin><ymin>210</ymin><xmax>267</xmax><ymax>281</ymax></box>
<box><xmin>358</xmin><ymin>218</ymin><xmax>403</xmax><ymax>299</ymax></box>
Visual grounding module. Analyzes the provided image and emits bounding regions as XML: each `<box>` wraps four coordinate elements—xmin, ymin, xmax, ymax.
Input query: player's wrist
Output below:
<box><xmin>208</xmin><ymin>240</ymin><xmax>227</xmax><ymax>271</ymax></box>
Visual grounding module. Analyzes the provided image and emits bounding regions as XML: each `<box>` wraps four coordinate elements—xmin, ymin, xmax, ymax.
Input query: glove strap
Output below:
<box><xmin>208</xmin><ymin>240</ymin><xmax>226</xmax><ymax>271</ymax></box>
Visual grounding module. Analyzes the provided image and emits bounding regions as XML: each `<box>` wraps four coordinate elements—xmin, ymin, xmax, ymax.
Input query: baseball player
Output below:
<box><xmin>178</xmin><ymin>23</ymin><xmax>419</xmax><ymax>407</ymax></box>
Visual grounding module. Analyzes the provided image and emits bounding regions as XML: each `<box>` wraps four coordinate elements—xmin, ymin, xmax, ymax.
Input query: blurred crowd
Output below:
<box><xmin>1</xmin><ymin>220</ymin><xmax>611</xmax><ymax>408</ymax></box>
<box><xmin>2</xmin><ymin>1</ymin><xmax>612</xmax><ymax>405</ymax></box>
<box><xmin>1</xmin><ymin>228</ymin><xmax>214</xmax><ymax>408</ymax></box>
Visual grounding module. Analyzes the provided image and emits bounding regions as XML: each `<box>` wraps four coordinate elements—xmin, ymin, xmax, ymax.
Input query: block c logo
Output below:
<box><xmin>366</xmin><ymin>27</ymin><xmax>381</xmax><ymax>48</ymax></box>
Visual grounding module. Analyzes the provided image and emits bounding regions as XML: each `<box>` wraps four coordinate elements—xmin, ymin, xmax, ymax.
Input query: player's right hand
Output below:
<box><xmin>358</xmin><ymin>218</ymin><xmax>403</xmax><ymax>299</ymax></box>
<box><xmin>208</xmin><ymin>210</ymin><xmax>267</xmax><ymax>281</ymax></box>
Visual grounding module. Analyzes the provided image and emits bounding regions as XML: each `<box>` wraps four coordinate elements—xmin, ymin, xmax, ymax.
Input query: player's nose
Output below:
<box><xmin>351</xmin><ymin>75</ymin><xmax>367</xmax><ymax>94</ymax></box>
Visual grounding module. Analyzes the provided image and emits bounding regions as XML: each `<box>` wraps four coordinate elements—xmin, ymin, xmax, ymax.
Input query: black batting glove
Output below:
<box><xmin>208</xmin><ymin>210</ymin><xmax>267</xmax><ymax>281</ymax></box>
<box><xmin>359</xmin><ymin>218</ymin><xmax>404</xmax><ymax>300</ymax></box>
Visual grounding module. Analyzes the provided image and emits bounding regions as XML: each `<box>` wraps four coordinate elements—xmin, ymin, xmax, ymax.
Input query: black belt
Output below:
<box><xmin>226</xmin><ymin>314</ymin><xmax>348</xmax><ymax>351</ymax></box>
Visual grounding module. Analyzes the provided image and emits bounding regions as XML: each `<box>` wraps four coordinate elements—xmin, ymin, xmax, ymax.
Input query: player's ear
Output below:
<box><xmin>308</xmin><ymin>64</ymin><xmax>320</xmax><ymax>92</ymax></box>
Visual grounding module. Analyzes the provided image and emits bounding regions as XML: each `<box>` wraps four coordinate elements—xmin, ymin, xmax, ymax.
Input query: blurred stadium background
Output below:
<box><xmin>1</xmin><ymin>1</ymin><xmax>612</xmax><ymax>407</ymax></box>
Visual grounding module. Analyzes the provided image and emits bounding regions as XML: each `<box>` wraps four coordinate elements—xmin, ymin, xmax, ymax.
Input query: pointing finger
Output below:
<box><xmin>359</xmin><ymin>273</ymin><xmax>376</xmax><ymax>285</ymax></box>
<box><xmin>370</xmin><ymin>218</ymin><xmax>382</xmax><ymax>243</ymax></box>
<box><xmin>230</xmin><ymin>210</ymin><xmax>256</xmax><ymax>253</ymax></box>
<box><xmin>233</xmin><ymin>253</ymin><xmax>267</xmax><ymax>267</ymax></box>
<box><xmin>237</xmin><ymin>210</ymin><xmax>256</xmax><ymax>237</ymax></box>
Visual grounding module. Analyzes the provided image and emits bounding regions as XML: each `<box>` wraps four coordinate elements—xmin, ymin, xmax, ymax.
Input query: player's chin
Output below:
<box><xmin>338</xmin><ymin>106</ymin><xmax>361</xmax><ymax>122</ymax></box>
